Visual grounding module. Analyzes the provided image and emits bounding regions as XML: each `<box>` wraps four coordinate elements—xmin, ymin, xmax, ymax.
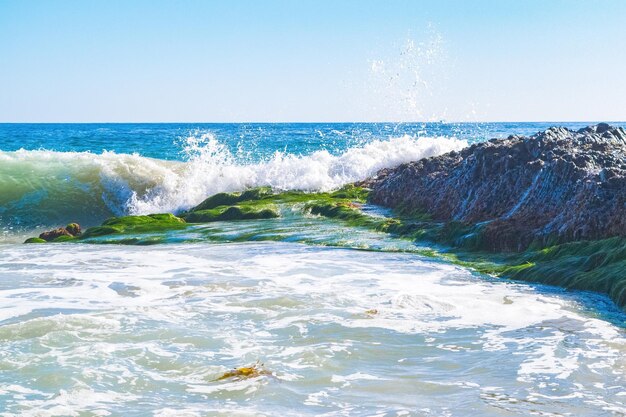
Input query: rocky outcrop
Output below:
<box><xmin>362</xmin><ymin>123</ymin><xmax>626</xmax><ymax>252</ymax></box>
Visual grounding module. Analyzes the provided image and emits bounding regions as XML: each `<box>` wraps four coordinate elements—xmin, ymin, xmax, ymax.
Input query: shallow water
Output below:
<box><xmin>0</xmin><ymin>242</ymin><xmax>624</xmax><ymax>416</ymax></box>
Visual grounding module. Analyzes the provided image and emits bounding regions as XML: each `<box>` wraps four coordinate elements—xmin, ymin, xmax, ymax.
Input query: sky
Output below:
<box><xmin>1</xmin><ymin>0</ymin><xmax>625</xmax><ymax>122</ymax></box>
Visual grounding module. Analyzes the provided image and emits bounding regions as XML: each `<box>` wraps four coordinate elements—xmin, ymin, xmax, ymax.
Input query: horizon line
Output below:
<box><xmin>1</xmin><ymin>120</ymin><xmax>624</xmax><ymax>125</ymax></box>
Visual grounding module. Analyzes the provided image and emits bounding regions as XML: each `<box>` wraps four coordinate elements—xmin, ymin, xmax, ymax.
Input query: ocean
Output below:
<box><xmin>0</xmin><ymin>122</ymin><xmax>625</xmax><ymax>416</ymax></box>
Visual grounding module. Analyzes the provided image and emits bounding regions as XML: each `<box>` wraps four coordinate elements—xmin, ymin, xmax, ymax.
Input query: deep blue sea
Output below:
<box><xmin>0</xmin><ymin>122</ymin><xmax>625</xmax><ymax>416</ymax></box>
<box><xmin>0</xmin><ymin>122</ymin><xmax>607</xmax><ymax>160</ymax></box>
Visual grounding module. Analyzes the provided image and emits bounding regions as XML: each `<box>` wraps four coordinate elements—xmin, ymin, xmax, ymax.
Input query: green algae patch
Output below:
<box><xmin>102</xmin><ymin>213</ymin><xmax>185</xmax><ymax>228</ymax></box>
<box><xmin>496</xmin><ymin>238</ymin><xmax>626</xmax><ymax>309</ymax></box>
<box><xmin>52</xmin><ymin>235</ymin><xmax>76</xmax><ymax>242</ymax></box>
<box><xmin>24</xmin><ymin>237</ymin><xmax>46</xmax><ymax>244</ymax></box>
<box><xmin>81</xmin><ymin>213</ymin><xmax>186</xmax><ymax>239</ymax></box>
<box><xmin>184</xmin><ymin>204</ymin><xmax>279</xmax><ymax>223</ymax></box>
<box><xmin>327</xmin><ymin>184</ymin><xmax>370</xmax><ymax>201</ymax></box>
<box><xmin>183</xmin><ymin>185</ymin><xmax>369</xmax><ymax>225</ymax></box>
<box><xmin>191</xmin><ymin>187</ymin><xmax>273</xmax><ymax>211</ymax></box>
<box><xmin>212</xmin><ymin>185</ymin><xmax>370</xmax><ymax>207</ymax></box>
<box><xmin>307</xmin><ymin>201</ymin><xmax>365</xmax><ymax>222</ymax></box>
<box><xmin>23</xmin><ymin>186</ymin><xmax>371</xmax><ymax>245</ymax></box>
<box><xmin>80</xmin><ymin>225</ymin><xmax>121</xmax><ymax>238</ymax></box>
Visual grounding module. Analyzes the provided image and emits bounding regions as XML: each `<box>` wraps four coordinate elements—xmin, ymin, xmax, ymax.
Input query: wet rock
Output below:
<box><xmin>363</xmin><ymin>124</ymin><xmax>626</xmax><ymax>252</ymax></box>
<box><xmin>65</xmin><ymin>223</ymin><xmax>81</xmax><ymax>236</ymax></box>
<box><xmin>35</xmin><ymin>222</ymin><xmax>82</xmax><ymax>242</ymax></box>
<box><xmin>39</xmin><ymin>227</ymin><xmax>73</xmax><ymax>242</ymax></box>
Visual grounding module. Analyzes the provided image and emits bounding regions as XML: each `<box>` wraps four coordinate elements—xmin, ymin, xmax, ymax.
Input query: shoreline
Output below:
<box><xmin>23</xmin><ymin>184</ymin><xmax>626</xmax><ymax>312</ymax></box>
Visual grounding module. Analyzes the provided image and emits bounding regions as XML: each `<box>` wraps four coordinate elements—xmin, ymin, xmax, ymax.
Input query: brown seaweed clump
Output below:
<box><xmin>216</xmin><ymin>362</ymin><xmax>271</xmax><ymax>381</ymax></box>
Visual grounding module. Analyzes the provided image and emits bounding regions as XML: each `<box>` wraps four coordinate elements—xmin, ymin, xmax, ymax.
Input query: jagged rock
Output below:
<box><xmin>362</xmin><ymin>124</ymin><xmax>626</xmax><ymax>252</ymax></box>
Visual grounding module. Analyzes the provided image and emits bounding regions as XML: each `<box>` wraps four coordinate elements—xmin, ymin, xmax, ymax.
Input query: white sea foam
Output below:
<box><xmin>0</xmin><ymin>242</ymin><xmax>624</xmax><ymax>415</ymax></box>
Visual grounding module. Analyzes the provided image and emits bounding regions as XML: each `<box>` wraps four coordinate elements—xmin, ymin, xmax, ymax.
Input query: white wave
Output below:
<box><xmin>128</xmin><ymin>132</ymin><xmax>466</xmax><ymax>214</ymax></box>
<box><xmin>0</xmin><ymin>133</ymin><xmax>467</xmax><ymax>227</ymax></box>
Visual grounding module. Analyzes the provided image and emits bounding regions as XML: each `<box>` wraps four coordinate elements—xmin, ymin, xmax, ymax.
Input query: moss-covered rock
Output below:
<box><xmin>24</xmin><ymin>237</ymin><xmax>47</xmax><ymax>244</ymax></box>
<box><xmin>52</xmin><ymin>235</ymin><xmax>76</xmax><ymax>242</ymax></box>
<box><xmin>328</xmin><ymin>184</ymin><xmax>370</xmax><ymax>201</ymax></box>
<box><xmin>307</xmin><ymin>201</ymin><xmax>363</xmax><ymax>221</ymax></box>
<box><xmin>191</xmin><ymin>187</ymin><xmax>273</xmax><ymax>211</ymax></box>
<box><xmin>81</xmin><ymin>213</ymin><xmax>186</xmax><ymax>238</ymax></box>
<box><xmin>185</xmin><ymin>205</ymin><xmax>279</xmax><ymax>223</ymax></box>
<box><xmin>80</xmin><ymin>225</ymin><xmax>122</xmax><ymax>239</ymax></box>
<box><xmin>494</xmin><ymin>237</ymin><xmax>626</xmax><ymax>308</ymax></box>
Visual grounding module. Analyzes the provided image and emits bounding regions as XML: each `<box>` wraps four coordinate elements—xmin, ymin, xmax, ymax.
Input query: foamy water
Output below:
<box><xmin>0</xmin><ymin>242</ymin><xmax>624</xmax><ymax>416</ymax></box>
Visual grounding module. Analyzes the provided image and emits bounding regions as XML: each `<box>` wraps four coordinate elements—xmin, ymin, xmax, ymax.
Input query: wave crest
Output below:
<box><xmin>0</xmin><ymin>133</ymin><xmax>467</xmax><ymax>234</ymax></box>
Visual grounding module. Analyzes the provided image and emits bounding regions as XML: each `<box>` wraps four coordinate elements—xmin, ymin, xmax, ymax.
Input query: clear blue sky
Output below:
<box><xmin>1</xmin><ymin>0</ymin><xmax>625</xmax><ymax>122</ymax></box>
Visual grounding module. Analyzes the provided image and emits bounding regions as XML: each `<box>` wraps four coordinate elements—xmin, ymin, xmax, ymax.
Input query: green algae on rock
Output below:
<box><xmin>183</xmin><ymin>204</ymin><xmax>279</xmax><ymax>223</ymax></box>
<box><xmin>81</xmin><ymin>213</ymin><xmax>187</xmax><ymax>238</ymax></box>
<box><xmin>494</xmin><ymin>237</ymin><xmax>626</xmax><ymax>309</ymax></box>
<box><xmin>30</xmin><ymin>221</ymin><xmax>84</xmax><ymax>243</ymax></box>
<box><xmin>24</xmin><ymin>237</ymin><xmax>47</xmax><ymax>244</ymax></box>
<box><xmin>191</xmin><ymin>187</ymin><xmax>274</xmax><ymax>211</ymax></box>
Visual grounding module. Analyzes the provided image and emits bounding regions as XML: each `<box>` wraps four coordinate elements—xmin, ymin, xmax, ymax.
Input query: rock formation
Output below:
<box><xmin>363</xmin><ymin>123</ymin><xmax>626</xmax><ymax>252</ymax></box>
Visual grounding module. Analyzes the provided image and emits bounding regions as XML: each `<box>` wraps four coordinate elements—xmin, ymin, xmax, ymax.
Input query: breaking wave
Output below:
<box><xmin>0</xmin><ymin>133</ymin><xmax>466</xmax><ymax>235</ymax></box>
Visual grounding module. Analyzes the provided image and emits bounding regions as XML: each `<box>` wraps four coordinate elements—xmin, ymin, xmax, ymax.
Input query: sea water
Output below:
<box><xmin>0</xmin><ymin>123</ymin><xmax>624</xmax><ymax>416</ymax></box>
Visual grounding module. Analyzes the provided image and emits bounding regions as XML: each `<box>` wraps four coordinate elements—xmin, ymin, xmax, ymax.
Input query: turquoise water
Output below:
<box><xmin>0</xmin><ymin>123</ymin><xmax>625</xmax><ymax>416</ymax></box>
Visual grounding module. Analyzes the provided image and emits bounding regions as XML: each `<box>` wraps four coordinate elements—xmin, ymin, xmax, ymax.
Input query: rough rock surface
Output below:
<box><xmin>38</xmin><ymin>223</ymin><xmax>82</xmax><ymax>242</ymax></box>
<box><xmin>65</xmin><ymin>223</ymin><xmax>81</xmax><ymax>236</ymax></box>
<box><xmin>362</xmin><ymin>123</ymin><xmax>626</xmax><ymax>252</ymax></box>
<box><xmin>39</xmin><ymin>227</ymin><xmax>73</xmax><ymax>242</ymax></box>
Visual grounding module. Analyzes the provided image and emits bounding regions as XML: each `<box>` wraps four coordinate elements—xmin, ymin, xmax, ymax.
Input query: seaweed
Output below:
<box><xmin>184</xmin><ymin>204</ymin><xmax>279</xmax><ymax>223</ymax></box>
<box><xmin>215</xmin><ymin>362</ymin><xmax>271</xmax><ymax>381</ymax></box>
<box><xmin>24</xmin><ymin>237</ymin><xmax>46</xmax><ymax>244</ymax></box>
